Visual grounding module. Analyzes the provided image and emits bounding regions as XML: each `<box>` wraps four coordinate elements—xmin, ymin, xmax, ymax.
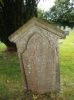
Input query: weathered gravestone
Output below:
<box><xmin>9</xmin><ymin>17</ymin><xmax>65</xmax><ymax>95</ymax></box>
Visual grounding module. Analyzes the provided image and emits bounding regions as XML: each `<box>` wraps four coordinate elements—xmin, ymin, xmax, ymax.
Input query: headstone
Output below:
<box><xmin>9</xmin><ymin>17</ymin><xmax>65</xmax><ymax>94</ymax></box>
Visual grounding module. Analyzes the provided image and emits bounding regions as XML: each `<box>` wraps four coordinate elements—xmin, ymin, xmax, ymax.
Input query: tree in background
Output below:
<box><xmin>0</xmin><ymin>0</ymin><xmax>39</xmax><ymax>50</ymax></box>
<box><xmin>0</xmin><ymin>0</ymin><xmax>74</xmax><ymax>50</ymax></box>
<box><xmin>42</xmin><ymin>0</ymin><xmax>74</xmax><ymax>28</ymax></box>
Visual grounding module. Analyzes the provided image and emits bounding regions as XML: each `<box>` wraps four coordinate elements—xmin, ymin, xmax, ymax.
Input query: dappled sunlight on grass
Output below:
<box><xmin>0</xmin><ymin>42</ymin><xmax>6</xmax><ymax>52</ymax></box>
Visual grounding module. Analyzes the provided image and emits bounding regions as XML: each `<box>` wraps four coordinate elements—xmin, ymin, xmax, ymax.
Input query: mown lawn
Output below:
<box><xmin>0</xmin><ymin>44</ymin><xmax>24</xmax><ymax>100</ymax></box>
<box><xmin>0</xmin><ymin>30</ymin><xmax>74</xmax><ymax>100</ymax></box>
<box><xmin>60</xmin><ymin>30</ymin><xmax>74</xmax><ymax>100</ymax></box>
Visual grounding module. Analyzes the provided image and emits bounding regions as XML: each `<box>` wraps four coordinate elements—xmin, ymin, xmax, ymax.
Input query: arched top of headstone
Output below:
<box><xmin>9</xmin><ymin>17</ymin><xmax>65</xmax><ymax>42</ymax></box>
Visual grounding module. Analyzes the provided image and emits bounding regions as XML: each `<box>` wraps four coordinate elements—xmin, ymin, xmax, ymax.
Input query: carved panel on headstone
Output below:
<box><xmin>22</xmin><ymin>33</ymin><xmax>52</xmax><ymax>94</ymax></box>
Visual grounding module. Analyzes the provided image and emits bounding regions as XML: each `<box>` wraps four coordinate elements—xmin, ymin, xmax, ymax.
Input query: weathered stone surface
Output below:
<box><xmin>9</xmin><ymin>17</ymin><xmax>65</xmax><ymax>94</ymax></box>
<box><xmin>22</xmin><ymin>33</ymin><xmax>59</xmax><ymax>94</ymax></box>
<box><xmin>9</xmin><ymin>17</ymin><xmax>65</xmax><ymax>42</ymax></box>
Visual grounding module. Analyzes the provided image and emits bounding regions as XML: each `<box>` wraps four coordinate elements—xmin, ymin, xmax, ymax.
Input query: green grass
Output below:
<box><xmin>59</xmin><ymin>30</ymin><xmax>74</xmax><ymax>100</ymax></box>
<box><xmin>0</xmin><ymin>30</ymin><xmax>74</xmax><ymax>100</ymax></box>
<box><xmin>0</xmin><ymin>43</ymin><xmax>24</xmax><ymax>100</ymax></box>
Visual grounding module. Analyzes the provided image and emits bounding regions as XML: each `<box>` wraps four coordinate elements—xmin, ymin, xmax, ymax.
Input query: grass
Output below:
<box><xmin>59</xmin><ymin>30</ymin><xmax>74</xmax><ymax>100</ymax></box>
<box><xmin>0</xmin><ymin>30</ymin><xmax>74</xmax><ymax>100</ymax></box>
<box><xmin>0</xmin><ymin>43</ymin><xmax>24</xmax><ymax>100</ymax></box>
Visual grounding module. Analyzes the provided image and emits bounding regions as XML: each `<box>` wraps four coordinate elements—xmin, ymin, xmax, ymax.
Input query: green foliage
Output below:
<box><xmin>0</xmin><ymin>0</ymin><xmax>3</xmax><ymax>5</ymax></box>
<box><xmin>38</xmin><ymin>9</ymin><xmax>44</xmax><ymax>19</ymax></box>
<box><xmin>43</xmin><ymin>0</ymin><xmax>74</xmax><ymax>27</ymax></box>
<box><xmin>0</xmin><ymin>0</ymin><xmax>38</xmax><ymax>49</ymax></box>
